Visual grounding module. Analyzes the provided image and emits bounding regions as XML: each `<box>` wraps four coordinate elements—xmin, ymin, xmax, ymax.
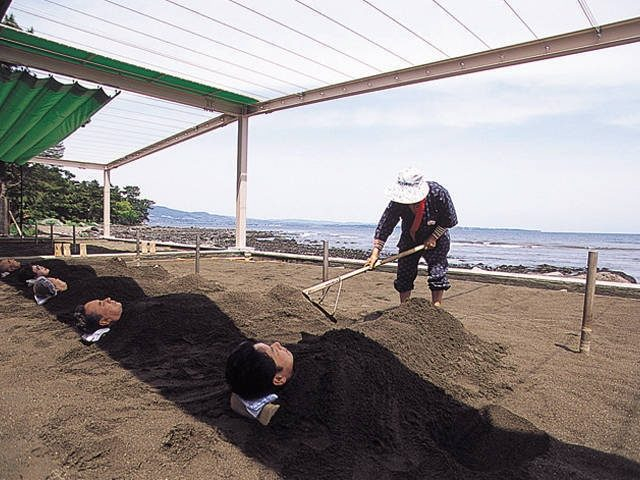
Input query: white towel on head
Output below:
<box><xmin>31</xmin><ymin>276</ymin><xmax>57</xmax><ymax>305</ymax></box>
<box><xmin>81</xmin><ymin>328</ymin><xmax>111</xmax><ymax>343</ymax></box>
<box><xmin>35</xmin><ymin>292</ymin><xmax>56</xmax><ymax>305</ymax></box>
<box><xmin>238</xmin><ymin>393</ymin><xmax>279</xmax><ymax>418</ymax></box>
<box><xmin>1</xmin><ymin>272</ymin><xmax>9</xmax><ymax>278</ymax></box>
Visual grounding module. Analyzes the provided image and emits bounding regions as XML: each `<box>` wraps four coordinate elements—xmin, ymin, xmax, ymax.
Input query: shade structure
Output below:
<box><xmin>0</xmin><ymin>26</ymin><xmax>259</xmax><ymax>113</ymax></box>
<box><xmin>0</xmin><ymin>67</ymin><xmax>115</xmax><ymax>165</ymax></box>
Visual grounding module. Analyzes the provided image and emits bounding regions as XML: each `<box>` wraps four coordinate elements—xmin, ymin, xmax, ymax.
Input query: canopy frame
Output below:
<box><xmin>1</xmin><ymin>12</ymin><xmax>639</xmax><ymax>248</ymax></box>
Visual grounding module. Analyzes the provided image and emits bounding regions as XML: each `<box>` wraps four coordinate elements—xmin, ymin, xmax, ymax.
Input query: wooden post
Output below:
<box><xmin>50</xmin><ymin>224</ymin><xmax>54</xmax><ymax>245</ymax></box>
<box><xmin>579</xmin><ymin>250</ymin><xmax>598</xmax><ymax>353</ymax></box>
<box><xmin>0</xmin><ymin>196</ymin><xmax>9</xmax><ymax>236</ymax></box>
<box><xmin>34</xmin><ymin>223</ymin><xmax>38</xmax><ymax>244</ymax></box>
<box><xmin>136</xmin><ymin>231</ymin><xmax>141</xmax><ymax>256</ymax></box>
<box><xmin>195</xmin><ymin>234</ymin><xmax>201</xmax><ymax>274</ymax></box>
<box><xmin>72</xmin><ymin>225</ymin><xmax>76</xmax><ymax>253</ymax></box>
<box><xmin>62</xmin><ymin>243</ymin><xmax>71</xmax><ymax>257</ymax></box>
<box><xmin>54</xmin><ymin>243</ymin><xmax>62</xmax><ymax>256</ymax></box>
<box><xmin>79</xmin><ymin>244</ymin><xmax>87</xmax><ymax>257</ymax></box>
<box><xmin>9</xmin><ymin>210</ymin><xmax>22</xmax><ymax>238</ymax></box>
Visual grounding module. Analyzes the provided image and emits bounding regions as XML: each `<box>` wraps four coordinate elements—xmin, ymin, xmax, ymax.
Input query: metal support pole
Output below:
<box><xmin>49</xmin><ymin>224</ymin><xmax>53</xmax><ymax>245</ymax></box>
<box><xmin>72</xmin><ymin>224</ymin><xmax>76</xmax><ymax>253</ymax></box>
<box><xmin>579</xmin><ymin>250</ymin><xmax>598</xmax><ymax>353</ymax></box>
<box><xmin>322</xmin><ymin>240</ymin><xmax>329</xmax><ymax>282</ymax></box>
<box><xmin>135</xmin><ymin>230</ymin><xmax>141</xmax><ymax>257</ymax></box>
<box><xmin>195</xmin><ymin>234</ymin><xmax>201</xmax><ymax>274</ymax></box>
<box><xmin>103</xmin><ymin>169</ymin><xmax>111</xmax><ymax>238</ymax></box>
<box><xmin>34</xmin><ymin>223</ymin><xmax>38</xmax><ymax>244</ymax></box>
<box><xmin>235</xmin><ymin>115</ymin><xmax>248</xmax><ymax>249</ymax></box>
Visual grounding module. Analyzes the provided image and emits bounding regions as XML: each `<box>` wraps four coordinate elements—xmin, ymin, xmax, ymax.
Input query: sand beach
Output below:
<box><xmin>0</xmin><ymin>241</ymin><xmax>639</xmax><ymax>479</ymax></box>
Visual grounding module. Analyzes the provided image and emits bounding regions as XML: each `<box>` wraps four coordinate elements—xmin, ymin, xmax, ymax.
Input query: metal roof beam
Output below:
<box><xmin>107</xmin><ymin>113</ymin><xmax>237</xmax><ymax>169</ymax></box>
<box><xmin>29</xmin><ymin>114</ymin><xmax>237</xmax><ymax>171</ymax></box>
<box><xmin>30</xmin><ymin>156</ymin><xmax>105</xmax><ymax>170</ymax></box>
<box><xmin>0</xmin><ymin>28</ymin><xmax>249</xmax><ymax>115</ymax></box>
<box><xmin>248</xmin><ymin>16</ymin><xmax>640</xmax><ymax>115</ymax></box>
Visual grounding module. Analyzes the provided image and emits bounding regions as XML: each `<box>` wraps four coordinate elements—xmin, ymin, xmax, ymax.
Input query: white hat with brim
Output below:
<box><xmin>384</xmin><ymin>167</ymin><xmax>430</xmax><ymax>204</ymax></box>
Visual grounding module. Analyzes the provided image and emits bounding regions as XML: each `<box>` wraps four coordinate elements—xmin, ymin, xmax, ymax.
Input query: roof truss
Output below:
<box><xmin>249</xmin><ymin>16</ymin><xmax>640</xmax><ymax>115</ymax></box>
<box><xmin>1</xmin><ymin>16</ymin><xmax>638</xmax><ymax>170</ymax></box>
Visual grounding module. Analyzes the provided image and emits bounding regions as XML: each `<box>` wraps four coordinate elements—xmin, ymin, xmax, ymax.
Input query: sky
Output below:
<box><xmin>5</xmin><ymin>0</ymin><xmax>640</xmax><ymax>233</ymax></box>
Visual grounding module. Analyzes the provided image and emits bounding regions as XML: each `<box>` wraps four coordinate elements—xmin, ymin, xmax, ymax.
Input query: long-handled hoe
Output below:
<box><xmin>302</xmin><ymin>244</ymin><xmax>426</xmax><ymax>321</ymax></box>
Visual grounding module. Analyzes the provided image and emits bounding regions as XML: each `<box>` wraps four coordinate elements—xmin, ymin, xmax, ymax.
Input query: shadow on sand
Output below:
<box><xmin>2</xmin><ymin>259</ymin><xmax>639</xmax><ymax>480</ymax></box>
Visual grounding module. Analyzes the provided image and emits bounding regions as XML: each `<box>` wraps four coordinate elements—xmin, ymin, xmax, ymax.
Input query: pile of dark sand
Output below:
<box><xmin>219</xmin><ymin>284</ymin><xmax>332</xmax><ymax>342</ymax></box>
<box><xmin>355</xmin><ymin>299</ymin><xmax>513</xmax><ymax>404</ymax></box>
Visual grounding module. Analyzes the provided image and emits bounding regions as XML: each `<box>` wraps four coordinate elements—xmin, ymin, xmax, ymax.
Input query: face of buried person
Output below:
<box><xmin>0</xmin><ymin>258</ymin><xmax>20</xmax><ymax>273</ymax></box>
<box><xmin>84</xmin><ymin>297</ymin><xmax>123</xmax><ymax>326</ymax></box>
<box><xmin>32</xmin><ymin>264</ymin><xmax>50</xmax><ymax>277</ymax></box>
<box><xmin>254</xmin><ymin>341</ymin><xmax>295</xmax><ymax>386</ymax></box>
<box><xmin>48</xmin><ymin>277</ymin><xmax>68</xmax><ymax>292</ymax></box>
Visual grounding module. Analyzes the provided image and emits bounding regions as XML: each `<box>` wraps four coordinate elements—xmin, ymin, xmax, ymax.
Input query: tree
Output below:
<box><xmin>40</xmin><ymin>142</ymin><xmax>65</xmax><ymax>159</ymax></box>
<box><xmin>0</xmin><ymin>163</ymin><xmax>153</xmax><ymax>226</ymax></box>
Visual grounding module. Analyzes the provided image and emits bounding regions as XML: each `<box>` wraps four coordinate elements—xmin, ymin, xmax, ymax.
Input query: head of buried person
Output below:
<box><xmin>226</xmin><ymin>340</ymin><xmax>294</xmax><ymax>398</ymax></box>
<box><xmin>225</xmin><ymin>340</ymin><xmax>295</xmax><ymax>425</ymax></box>
<box><xmin>73</xmin><ymin>297</ymin><xmax>123</xmax><ymax>336</ymax></box>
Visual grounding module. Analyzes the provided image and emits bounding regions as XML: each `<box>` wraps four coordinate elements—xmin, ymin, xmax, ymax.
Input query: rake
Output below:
<box><xmin>302</xmin><ymin>244</ymin><xmax>426</xmax><ymax>320</ymax></box>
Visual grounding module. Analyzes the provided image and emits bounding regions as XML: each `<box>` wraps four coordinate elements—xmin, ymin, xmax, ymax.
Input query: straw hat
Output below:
<box><xmin>384</xmin><ymin>167</ymin><xmax>430</xmax><ymax>204</ymax></box>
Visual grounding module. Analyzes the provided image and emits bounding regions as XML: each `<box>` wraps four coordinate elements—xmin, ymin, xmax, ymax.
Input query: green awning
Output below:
<box><xmin>0</xmin><ymin>67</ymin><xmax>115</xmax><ymax>165</ymax></box>
<box><xmin>0</xmin><ymin>26</ymin><xmax>259</xmax><ymax>109</ymax></box>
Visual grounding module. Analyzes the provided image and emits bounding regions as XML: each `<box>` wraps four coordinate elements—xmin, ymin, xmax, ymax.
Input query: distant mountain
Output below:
<box><xmin>148</xmin><ymin>206</ymin><xmax>236</xmax><ymax>227</ymax></box>
<box><xmin>148</xmin><ymin>205</ymin><xmax>375</xmax><ymax>228</ymax></box>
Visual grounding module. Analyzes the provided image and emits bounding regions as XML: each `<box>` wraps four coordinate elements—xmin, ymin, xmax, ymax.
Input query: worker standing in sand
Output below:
<box><xmin>365</xmin><ymin>167</ymin><xmax>457</xmax><ymax>307</ymax></box>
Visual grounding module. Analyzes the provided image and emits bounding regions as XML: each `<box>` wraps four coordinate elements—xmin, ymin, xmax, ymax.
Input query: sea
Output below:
<box><xmin>149</xmin><ymin>207</ymin><xmax>640</xmax><ymax>282</ymax></box>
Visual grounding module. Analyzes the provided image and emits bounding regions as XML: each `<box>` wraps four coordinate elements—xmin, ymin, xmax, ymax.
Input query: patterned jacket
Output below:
<box><xmin>374</xmin><ymin>181</ymin><xmax>458</xmax><ymax>250</ymax></box>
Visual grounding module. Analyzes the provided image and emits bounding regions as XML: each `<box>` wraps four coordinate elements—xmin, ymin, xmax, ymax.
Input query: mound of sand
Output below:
<box><xmin>355</xmin><ymin>299</ymin><xmax>513</xmax><ymax>404</ymax></box>
<box><xmin>232</xmin><ymin>328</ymin><xmax>547</xmax><ymax>479</ymax></box>
<box><xmin>219</xmin><ymin>285</ymin><xmax>331</xmax><ymax>343</ymax></box>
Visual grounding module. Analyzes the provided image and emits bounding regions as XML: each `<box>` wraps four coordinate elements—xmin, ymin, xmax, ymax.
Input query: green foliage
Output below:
<box><xmin>40</xmin><ymin>142</ymin><xmax>65</xmax><ymax>159</ymax></box>
<box><xmin>0</xmin><ymin>163</ymin><xmax>153</xmax><ymax>225</ymax></box>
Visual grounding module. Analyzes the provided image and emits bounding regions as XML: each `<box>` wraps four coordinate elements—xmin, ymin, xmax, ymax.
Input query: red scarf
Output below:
<box><xmin>409</xmin><ymin>199</ymin><xmax>425</xmax><ymax>241</ymax></box>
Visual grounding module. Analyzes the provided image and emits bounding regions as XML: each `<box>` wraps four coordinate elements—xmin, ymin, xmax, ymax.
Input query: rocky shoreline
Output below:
<box><xmin>110</xmin><ymin>225</ymin><xmax>637</xmax><ymax>284</ymax></box>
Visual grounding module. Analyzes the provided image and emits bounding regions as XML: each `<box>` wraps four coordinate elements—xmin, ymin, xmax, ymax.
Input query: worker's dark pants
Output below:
<box><xmin>394</xmin><ymin>235</ymin><xmax>451</xmax><ymax>292</ymax></box>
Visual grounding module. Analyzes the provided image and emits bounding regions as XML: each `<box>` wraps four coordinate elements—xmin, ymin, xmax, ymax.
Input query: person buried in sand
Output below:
<box><xmin>365</xmin><ymin>166</ymin><xmax>458</xmax><ymax>307</ymax></box>
<box><xmin>73</xmin><ymin>297</ymin><xmax>123</xmax><ymax>343</ymax></box>
<box><xmin>225</xmin><ymin>340</ymin><xmax>294</xmax><ymax>425</ymax></box>
<box><xmin>0</xmin><ymin>258</ymin><xmax>21</xmax><ymax>277</ymax></box>
<box><xmin>31</xmin><ymin>264</ymin><xmax>50</xmax><ymax>277</ymax></box>
<box><xmin>30</xmin><ymin>276</ymin><xmax>68</xmax><ymax>305</ymax></box>
<box><xmin>16</xmin><ymin>264</ymin><xmax>51</xmax><ymax>283</ymax></box>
